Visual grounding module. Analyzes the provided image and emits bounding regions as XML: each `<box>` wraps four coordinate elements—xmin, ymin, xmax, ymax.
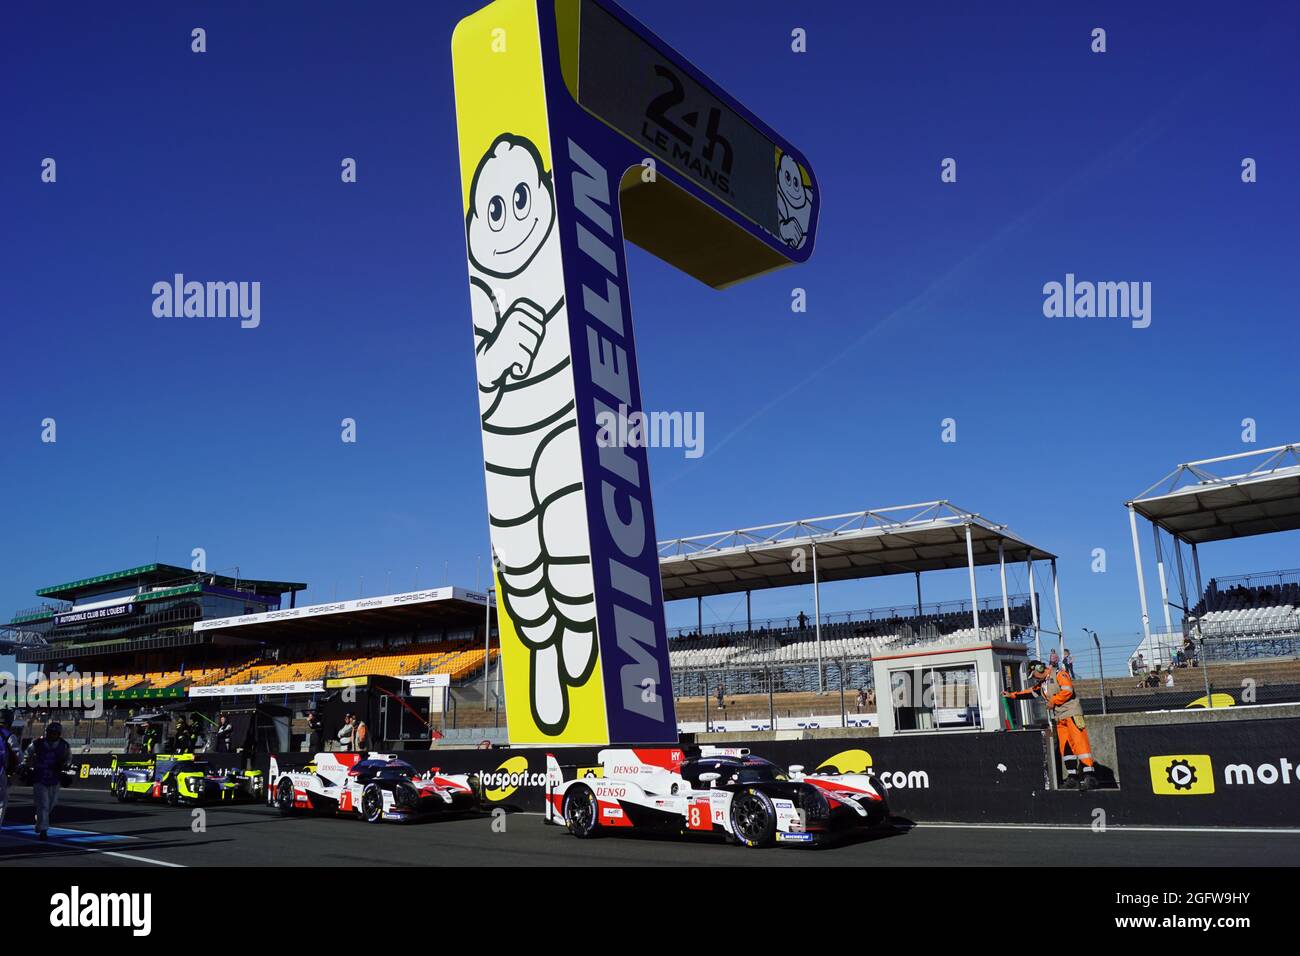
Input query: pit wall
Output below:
<box><xmin>67</xmin><ymin>713</ymin><xmax>1300</xmax><ymax>828</ymax></box>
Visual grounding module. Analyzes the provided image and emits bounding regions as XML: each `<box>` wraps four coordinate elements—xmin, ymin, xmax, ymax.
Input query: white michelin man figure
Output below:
<box><xmin>465</xmin><ymin>133</ymin><xmax>598</xmax><ymax>736</ymax></box>
<box><xmin>776</xmin><ymin>151</ymin><xmax>814</xmax><ymax>250</ymax></box>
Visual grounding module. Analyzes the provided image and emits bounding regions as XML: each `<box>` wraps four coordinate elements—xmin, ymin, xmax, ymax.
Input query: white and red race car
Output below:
<box><xmin>544</xmin><ymin>746</ymin><xmax>890</xmax><ymax>847</ymax></box>
<box><xmin>268</xmin><ymin>752</ymin><xmax>479</xmax><ymax>823</ymax></box>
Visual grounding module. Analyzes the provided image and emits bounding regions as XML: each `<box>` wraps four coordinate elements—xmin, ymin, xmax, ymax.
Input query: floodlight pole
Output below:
<box><xmin>1027</xmin><ymin>559</ymin><xmax>1041</xmax><ymax>660</ymax></box>
<box><xmin>812</xmin><ymin>541</ymin><xmax>824</xmax><ymax>692</ymax></box>
<box><xmin>745</xmin><ymin>590</ymin><xmax>752</xmax><ymax>633</ymax></box>
<box><xmin>1152</xmin><ymin>524</ymin><xmax>1174</xmax><ymax>635</ymax></box>
<box><xmin>1127</xmin><ymin>505</ymin><xmax>1153</xmax><ymax>648</ymax></box>
<box><xmin>964</xmin><ymin>525</ymin><xmax>979</xmax><ymax>636</ymax></box>
<box><xmin>914</xmin><ymin>571</ymin><xmax>922</xmax><ymax>618</ymax></box>
<box><xmin>998</xmin><ymin>540</ymin><xmax>1012</xmax><ymax>641</ymax></box>
<box><xmin>1051</xmin><ymin>559</ymin><xmax>1065</xmax><ymax>660</ymax></box>
<box><xmin>696</xmin><ymin>596</ymin><xmax>702</xmax><ymax>637</ymax></box>
<box><xmin>1190</xmin><ymin>543</ymin><xmax>1204</xmax><ymax>603</ymax></box>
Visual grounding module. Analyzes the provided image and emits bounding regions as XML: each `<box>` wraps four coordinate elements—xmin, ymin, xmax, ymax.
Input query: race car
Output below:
<box><xmin>110</xmin><ymin>753</ymin><xmax>264</xmax><ymax>805</ymax></box>
<box><xmin>268</xmin><ymin>752</ymin><xmax>480</xmax><ymax>823</ymax></box>
<box><xmin>545</xmin><ymin>746</ymin><xmax>890</xmax><ymax>847</ymax></box>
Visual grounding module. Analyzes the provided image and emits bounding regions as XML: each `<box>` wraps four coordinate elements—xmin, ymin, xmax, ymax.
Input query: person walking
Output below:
<box><xmin>0</xmin><ymin>709</ymin><xmax>19</xmax><ymax>830</ymax></box>
<box><xmin>28</xmin><ymin>721</ymin><xmax>72</xmax><ymax>839</ymax></box>
<box><xmin>1004</xmin><ymin>659</ymin><xmax>1098</xmax><ymax>790</ymax></box>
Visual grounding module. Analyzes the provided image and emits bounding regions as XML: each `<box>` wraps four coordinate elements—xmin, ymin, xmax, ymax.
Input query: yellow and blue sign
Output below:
<box><xmin>452</xmin><ymin>0</ymin><xmax>817</xmax><ymax>746</ymax></box>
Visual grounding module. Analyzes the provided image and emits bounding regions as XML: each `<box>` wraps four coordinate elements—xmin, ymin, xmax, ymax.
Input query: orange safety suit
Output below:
<box><xmin>1007</xmin><ymin>666</ymin><xmax>1095</xmax><ymax>775</ymax></box>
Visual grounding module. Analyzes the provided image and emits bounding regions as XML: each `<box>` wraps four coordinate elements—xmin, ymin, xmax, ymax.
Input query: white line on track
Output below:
<box><xmin>0</xmin><ymin>830</ymin><xmax>186</xmax><ymax>867</ymax></box>
<box><xmin>902</xmin><ymin>822</ymin><xmax>1300</xmax><ymax>835</ymax></box>
<box><xmin>100</xmin><ymin>850</ymin><xmax>186</xmax><ymax>867</ymax></box>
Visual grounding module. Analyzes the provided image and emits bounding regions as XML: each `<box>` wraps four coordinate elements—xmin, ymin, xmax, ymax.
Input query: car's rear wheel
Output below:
<box><xmin>163</xmin><ymin>779</ymin><xmax>180</xmax><ymax>806</ymax></box>
<box><xmin>563</xmin><ymin>785</ymin><xmax>600</xmax><ymax>839</ymax></box>
<box><xmin>275</xmin><ymin>776</ymin><xmax>297</xmax><ymax>815</ymax></box>
<box><xmin>362</xmin><ymin>784</ymin><xmax>385</xmax><ymax>823</ymax></box>
<box><xmin>112</xmin><ymin>777</ymin><xmax>129</xmax><ymax>803</ymax></box>
<box><xmin>730</xmin><ymin>787</ymin><xmax>777</xmax><ymax>847</ymax></box>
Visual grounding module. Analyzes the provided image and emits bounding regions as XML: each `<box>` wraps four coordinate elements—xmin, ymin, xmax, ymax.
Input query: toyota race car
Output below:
<box><xmin>545</xmin><ymin>746</ymin><xmax>890</xmax><ymax>847</ymax></box>
<box><xmin>269</xmin><ymin>752</ymin><xmax>480</xmax><ymax>823</ymax></box>
<box><xmin>110</xmin><ymin>753</ymin><xmax>264</xmax><ymax>805</ymax></box>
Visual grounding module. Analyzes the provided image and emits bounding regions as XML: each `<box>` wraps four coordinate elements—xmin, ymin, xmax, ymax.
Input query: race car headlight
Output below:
<box><xmin>797</xmin><ymin>785</ymin><xmax>830</xmax><ymax>820</ymax></box>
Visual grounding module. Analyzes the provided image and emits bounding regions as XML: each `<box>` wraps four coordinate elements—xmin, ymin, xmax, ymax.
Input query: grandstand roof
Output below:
<box><xmin>1129</xmin><ymin>443</ymin><xmax>1300</xmax><ymax>544</ymax></box>
<box><xmin>191</xmin><ymin>586</ymin><xmax>489</xmax><ymax>642</ymax></box>
<box><xmin>656</xmin><ymin>501</ymin><xmax>1055</xmax><ymax>601</ymax></box>
<box><xmin>35</xmin><ymin>563</ymin><xmax>306</xmax><ymax>601</ymax></box>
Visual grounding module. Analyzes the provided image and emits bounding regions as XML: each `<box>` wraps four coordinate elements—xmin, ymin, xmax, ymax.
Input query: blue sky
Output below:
<box><xmin>2</xmin><ymin>1</ymin><xmax>1297</xmax><ymax>674</ymax></box>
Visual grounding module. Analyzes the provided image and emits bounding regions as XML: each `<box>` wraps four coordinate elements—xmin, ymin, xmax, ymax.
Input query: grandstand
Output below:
<box><xmin>1</xmin><ymin>564</ymin><xmax>500</xmax><ymax>744</ymax></box>
<box><xmin>1126</xmin><ymin>443</ymin><xmax>1300</xmax><ymax>669</ymax></box>
<box><xmin>660</xmin><ymin>501</ymin><xmax>1061</xmax><ymax>684</ymax></box>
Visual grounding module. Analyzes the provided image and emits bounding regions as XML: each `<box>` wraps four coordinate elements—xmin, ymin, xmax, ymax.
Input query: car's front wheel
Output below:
<box><xmin>729</xmin><ymin>787</ymin><xmax>777</xmax><ymax>847</ymax></box>
<box><xmin>563</xmin><ymin>785</ymin><xmax>601</xmax><ymax>839</ymax></box>
<box><xmin>275</xmin><ymin>776</ymin><xmax>297</xmax><ymax>815</ymax></box>
<box><xmin>361</xmin><ymin>784</ymin><xmax>385</xmax><ymax>824</ymax></box>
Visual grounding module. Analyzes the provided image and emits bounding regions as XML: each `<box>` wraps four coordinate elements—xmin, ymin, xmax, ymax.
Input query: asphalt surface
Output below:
<box><xmin>3</xmin><ymin>788</ymin><xmax>1299</xmax><ymax>867</ymax></box>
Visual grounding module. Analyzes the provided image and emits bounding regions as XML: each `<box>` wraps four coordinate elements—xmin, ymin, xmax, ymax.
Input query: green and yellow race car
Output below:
<box><xmin>109</xmin><ymin>753</ymin><xmax>264</xmax><ymax>806</ymax></box>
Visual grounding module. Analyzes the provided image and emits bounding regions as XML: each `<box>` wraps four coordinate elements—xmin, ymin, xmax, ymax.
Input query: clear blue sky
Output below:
<box><xmin>2</xmin><ymin>1</ymin><xmax>1297</xmax><ymax>675</ymax></box>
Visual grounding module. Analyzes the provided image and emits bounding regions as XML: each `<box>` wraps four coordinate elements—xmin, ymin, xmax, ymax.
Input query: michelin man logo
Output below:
<box><xmin>466</xmin><ymin>133</ymin><xmax>598</xmax><ymax>736</ymax></box>
<box><xmin>776</xmin><ymin>150</ymin><xmax>814</xmax><ymax>250</ymax></box>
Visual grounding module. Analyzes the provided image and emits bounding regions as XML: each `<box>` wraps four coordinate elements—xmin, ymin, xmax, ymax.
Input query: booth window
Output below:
<box><xmin>891</xmin><ymin>664</ymin><xmax>982</xmax><ymax>732</ymax></box>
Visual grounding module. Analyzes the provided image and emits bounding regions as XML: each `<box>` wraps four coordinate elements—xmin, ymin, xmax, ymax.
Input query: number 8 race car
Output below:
<box><xmin>269</xmin><ymin>752</ymin><xmax>480</xmax><ymax>823</ymax></box>
<box><xmin>545</xmin><ymin>746</ymin><xmax>890</xmax><ymax>847</ymax></box>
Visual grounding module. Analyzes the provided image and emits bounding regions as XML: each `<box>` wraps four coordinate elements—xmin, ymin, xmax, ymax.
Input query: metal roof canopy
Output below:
<box><xmin>657</xmin><ymin>501</ymin><xmax>1056</xmax><ymax>601</ymax></box>
<box><xmin>35</xmin><ymin>563</ymin><xmax>307</xmax><ymax>601</ymax></box>
<box><xmin>1128</xmin><ymin>443</ymin><xmax>1300</xmax><ymax>544</ymax></box>
<box><xmin>190</xmin><ymin>587</ymin><xmax>489</xmax><ymax>645</ymax></box>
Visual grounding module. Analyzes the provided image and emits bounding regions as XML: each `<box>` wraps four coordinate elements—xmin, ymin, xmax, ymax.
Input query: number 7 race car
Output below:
<box><xmin>110</xmin><ymin>753</ymin><xmax>264</xmax><ymax>806</ymax></box>
<box><xmin>545</xmin><ymin>746</ymin><xmax>890</xmax><ymax>847</ymax></box>
<box><xmin>268</xmin><ymin>752</ymin><xmax>480</xmax><ymax>823</ymax></box>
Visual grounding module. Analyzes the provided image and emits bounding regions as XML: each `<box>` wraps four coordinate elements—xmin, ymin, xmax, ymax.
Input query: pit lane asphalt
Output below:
<box><xmin>2</xmin><ymin>789</ymin><xmax>1298</xmax><ymax>867</ymax></box>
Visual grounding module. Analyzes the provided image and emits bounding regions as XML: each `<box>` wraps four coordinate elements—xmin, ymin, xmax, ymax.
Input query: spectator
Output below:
<box><xmin>215</xmin><ymin>713</ymin><xmax>234</xmax><ymax>754</ymax></box>
<box><xmin>1063</xmin><ymin>649</ymin><xmax>1075</xmax><ymax>679</ymax></box>
<box><xmin>27</xmin><ymin>721</ymin><xmax>71</xmax><ymax>839</ymax></box>
<box><xmin>306</xmin><ymin>710</ymin><xmax>323</xmax><ymax>752</ymax></box>
<box><xmin>353</xmin><ymin>717</ymin><xmax>370</xmax><ymax>753</ymax></box>
<box><xmin>866</xmin><ymin>687</ymin><xmax>876</xmax><ymax>711</ymax></box>
<box><xmin>715</xmin><ymin>683</ymin><xmax>725</xmax><ymax>711</ymax></box>
<box><xmin>1048</xmin><ymin>648</ymin><xmax>1060</xmax><ymax>669</ymax></box>
<box><xmin>0</xmin><ymin>709</ymin><xmax>18</xmax><ymax>830</ymax></box>
<box><xmin>856</xmin><ymin>688</ymin><xmax>867</xmax><ymax>713</ymax></box>
<box><xmin>336</xmin><ymin>714</ymin><xmax>355</xmax><ymax>751</ymax></box>
<box><xmin>797</xmin><ymin>611</ymin><xmax>808</xmax><ymax>631</ymax></box>
<box><xmin>1164</xmin><ymin>669</ymin><xmax>1175</xmax><ymax>688</ymax></box>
